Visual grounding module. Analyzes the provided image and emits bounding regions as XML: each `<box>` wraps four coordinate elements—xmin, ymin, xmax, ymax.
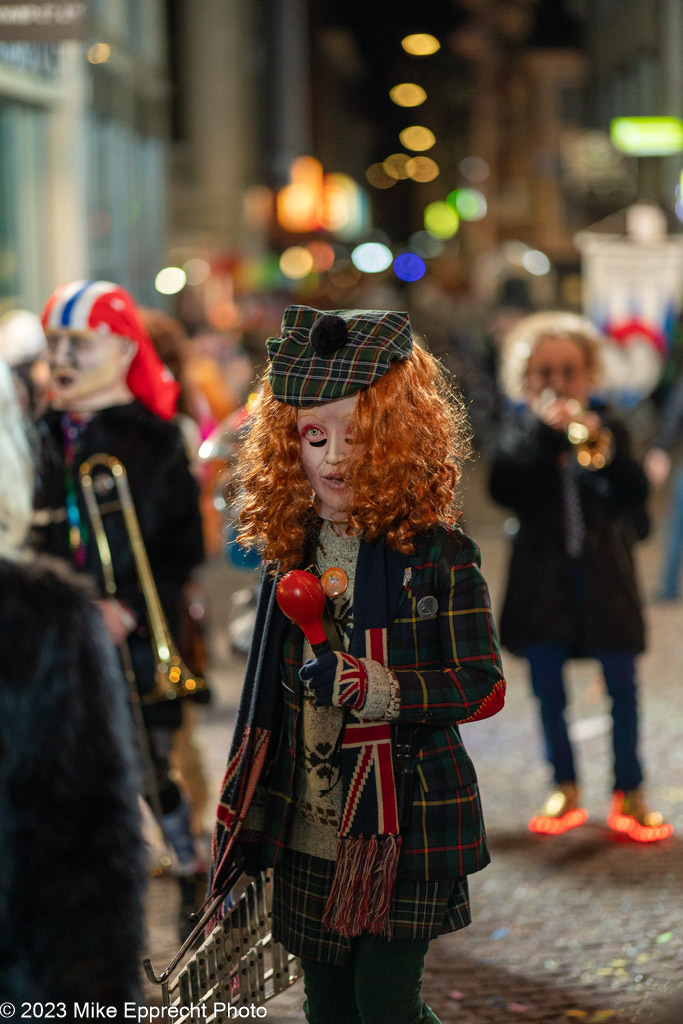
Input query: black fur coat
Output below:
<box><xmin>0</xmin><ymin>557</ymin><xmax>145</xmax><ymax>1011</ymax></box>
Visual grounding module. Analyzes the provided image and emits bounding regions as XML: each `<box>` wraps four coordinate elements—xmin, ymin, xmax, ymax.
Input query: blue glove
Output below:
<box><xmin>299</xmin><ymin>650</ymin><xmax>369</xmax><ymax>710</ymax></box>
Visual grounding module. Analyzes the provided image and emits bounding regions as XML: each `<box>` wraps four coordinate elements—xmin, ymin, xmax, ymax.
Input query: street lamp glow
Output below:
<box><xmin>155</xmin><ymin>267</ymin><xmax>186</xmax><ymax>295</ymax></box>
<box><xmin>383</xmin><ymin>153</ymin><xmax>411</xmax><ymax>180</ymax></box>
<box><xmin>406</xmin><ymin>157</ymin><xmax>439</xmax><ymax>182</ymax></box>
<box><xmin>389</xmin><ymin>83</ymin><xmax>427</xmax><ymax>108</ymax></box>
<box><xmin>399</xmin><ymin>126</ymin><xmax>436</xmax><ymax>152</ymax></box>
<box><xmin>401</xmin><ymin>34</ymin><xmax>440</xmax><ymax>56</ymax></box>
<box><xmin>365</xmin><ymin>163</ymin><xmax>397</xmax><ymax>189</ymax></box>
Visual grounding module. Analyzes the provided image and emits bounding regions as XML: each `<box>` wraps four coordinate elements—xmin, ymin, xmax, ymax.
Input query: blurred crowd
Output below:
<box><xmin>1</xmin><ymin>270</ymin><xmax>682</xmax><ymax>1011</ymax></box>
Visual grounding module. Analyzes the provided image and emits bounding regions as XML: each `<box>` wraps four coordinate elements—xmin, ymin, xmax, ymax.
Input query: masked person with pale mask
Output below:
<box><xmin>208</xmin><ymin>306</ymin><xmax>506</xmax><ymax>1024</ymax></box>
<box><xmin>32</xmin><ymin>280</ymin><xmax>207</xmax><ymax>939</ymax></box>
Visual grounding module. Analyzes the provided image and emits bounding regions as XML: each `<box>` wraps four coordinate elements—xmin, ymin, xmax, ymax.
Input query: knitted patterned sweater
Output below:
<box><xmin>287</xmin><ymin>523</ymin><xmax>400</xmax><ymax>860</ymax></box>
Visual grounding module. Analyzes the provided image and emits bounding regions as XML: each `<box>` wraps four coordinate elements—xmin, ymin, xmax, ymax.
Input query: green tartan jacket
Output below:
<box><xmin>258</xmin><ymin>525</ymin><xmax>506</xmax><ymax>882</ymax></box>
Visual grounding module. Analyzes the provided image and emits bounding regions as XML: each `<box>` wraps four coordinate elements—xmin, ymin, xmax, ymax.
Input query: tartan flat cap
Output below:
<box><xmin>267</xmin><ymin>305</ymin><xmax>413</xmax><ymax>406</ymax></box>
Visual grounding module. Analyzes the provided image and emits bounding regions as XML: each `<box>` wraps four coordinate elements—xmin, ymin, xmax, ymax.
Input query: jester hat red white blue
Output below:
<box><xmin>41</xmin><ymin>280</ymin><xmax>179</xmax><ymax>420</ymax></box>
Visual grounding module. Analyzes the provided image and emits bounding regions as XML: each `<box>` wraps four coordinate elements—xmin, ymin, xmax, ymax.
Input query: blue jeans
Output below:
<box><xmin>659</xmin><ymin>464</ymin><xmax>683</xmax><ymax>598</ymax></box>
<box><xmin>301</xmin><ymin>937</ymin><xmax>440</xmax><ymax>1024</ymax></box>
<box><xmin>524</xmin><ymin>644</ymin><xmax>643</xmax><ymax>792</ymax></box>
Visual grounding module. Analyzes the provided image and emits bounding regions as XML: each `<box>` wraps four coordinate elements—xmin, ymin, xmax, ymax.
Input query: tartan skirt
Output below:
<box><xmin>272</xmin><ymin>848</ymin><xmax>471</xmax><ymax>966</ymax></box>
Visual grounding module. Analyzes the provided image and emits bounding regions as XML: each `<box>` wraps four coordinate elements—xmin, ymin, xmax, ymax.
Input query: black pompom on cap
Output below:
<box><xmin>309</xmin><ymin>314</ymin><xmax>349</xmax><ymax>357</ymax></box>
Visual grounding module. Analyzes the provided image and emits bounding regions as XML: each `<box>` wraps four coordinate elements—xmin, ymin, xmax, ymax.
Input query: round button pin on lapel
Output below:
<box><xmin>321</xmin><ymin>567</ymin><xmax>349</xmax><ymax>598</ymax></box>
<box><xmin>417</xmin><ymin>596</ymin><xmax>438</xmax><ymax>617</ymax></box>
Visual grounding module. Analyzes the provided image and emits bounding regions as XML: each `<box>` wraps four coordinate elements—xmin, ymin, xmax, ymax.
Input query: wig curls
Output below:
<box><xmin>236</xmin><ymin>343</ymin><xmax>472</xmax><ymax>572</ymax></box>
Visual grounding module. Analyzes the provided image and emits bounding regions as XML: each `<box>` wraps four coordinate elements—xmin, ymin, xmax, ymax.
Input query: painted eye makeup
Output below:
<box><xmin>300</xmin><ymin>425</ymin><xmax>327</xmax><ymax>447</ymax></box>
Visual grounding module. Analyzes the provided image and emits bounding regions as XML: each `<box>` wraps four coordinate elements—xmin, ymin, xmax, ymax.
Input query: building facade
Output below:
<box><xmin>0</xmin><ymin>0</ymin><xmax>170</xmax><ymax>313</ymax></box>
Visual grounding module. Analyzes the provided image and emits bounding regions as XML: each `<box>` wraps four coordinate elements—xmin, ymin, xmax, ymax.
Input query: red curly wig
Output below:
<box><xmin>236</xmin><ymin>343</ymin><xmax>472</xmax><ymax>571</ymax></box>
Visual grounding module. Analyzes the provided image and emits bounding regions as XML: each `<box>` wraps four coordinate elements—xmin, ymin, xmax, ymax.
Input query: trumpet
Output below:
<box><xmin>563</xmin><ymin>400</ymin><xmax>614</xmax><ymax>471</ymax></box>
<box><xmin>79</xmin><ymin>453</ymin><xmax>206</xmax><ymax>703</ymax></box>
<box><xmin>536</xmin><ymin>391</ymin><xmax>614</xmax><ymax>471</ymax></box>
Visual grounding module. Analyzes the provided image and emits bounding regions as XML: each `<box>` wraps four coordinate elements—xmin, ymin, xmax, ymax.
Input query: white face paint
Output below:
<box><xmin>297</xmin><ymin>393</ymin><xmax>359</xmax><ymax>524</ymax></box>
<box><xmin>46</xmin><ymin>329</ymin><xmax>135</xmax><ymax>412</ymax></box>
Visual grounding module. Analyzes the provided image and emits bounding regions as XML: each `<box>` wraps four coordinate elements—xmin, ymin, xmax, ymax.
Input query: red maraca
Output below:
<box><xmin>276</xmin><ymin>570</ymin><xmax>331</xmax><ymax>656</ymax></box>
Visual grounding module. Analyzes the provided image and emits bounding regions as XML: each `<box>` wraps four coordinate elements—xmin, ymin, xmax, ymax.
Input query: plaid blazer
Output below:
<box><xmin>258</xmin><ymin>525</ymin><xmax>506</xmax><ymax>882</ymax></box>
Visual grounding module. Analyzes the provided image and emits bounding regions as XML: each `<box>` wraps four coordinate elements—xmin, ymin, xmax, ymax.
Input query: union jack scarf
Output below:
<box><xmin>209</xmin><ymin>536</ymin><xmax>407</xmax><ymax>940</ymax></box>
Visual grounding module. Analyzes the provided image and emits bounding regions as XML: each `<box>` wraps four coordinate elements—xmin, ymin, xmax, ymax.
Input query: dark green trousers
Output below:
<box><xmin>301</xmin><ymin>936</ymin><xmax>441</xmax><ymax>1024</ymax></box>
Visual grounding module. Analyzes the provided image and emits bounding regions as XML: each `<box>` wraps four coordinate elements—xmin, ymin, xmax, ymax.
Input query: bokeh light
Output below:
<box><xmin>327</xmin><ymin>260</ymin><xmax>361</xmax><ymax>289</ymax></box>
<box><xmin>183</xmin><ymin>258</ymin><xmax>211</xmax><ymax>285</ymax></box>
<box><xmin>407</xmin><ymin>230</ymin><xmax>445</xmax><ymax>258</ymax></box>
<box><xmin>446</xmin><ymin>188</ymin><xmax>487</xmax><ymax>221</ymax></box>
<box><xmin>389</xmin><ymin>83</ymin><xmax>427</xmax><ymax>108</ymax></box>
<box><xmin>351</xmin><ymin>242</ymin><xmax>393</xmax><ymax>274</ymax></box>
<box><xmin>319</xmin><ymin>173</ymin><xmax>361</xmax><ymax>234</ymax></box>
<box><xmin>399</xmin><ymin>126</ymin><xmax>436</xmax><ymax>152</ymax></box>
<box><xmin>365</xmin><ymin>163</ymin><xmax>397</xmax><ymax>189</ymax></box>
<box><xmin>406</xmin><ymin>156</ymin><xmax>439</xmax><ymax>182</ymax></box>
<box><xmin>502</xmin><ymin>240</ymin><xmax>529</xmax><ymax>267</ymax></box>
<box><xmin>276</xmin><ymin>183</ymin><xmax>317</xmax><ymax>233</ymax></box>
<box><xmin>155</xmin><ymin>267</ymin><xmax>186</xmax><ymax>295</ymax></box>
<box><xmin>383</xmin><ymin>153</ymin><xmax>412</xmax><ymax>180</ymax></box>
<box><xmin>459</xmin><ymin>156</ymin><xmax>490</xmax><ymax>182</ymax></box>
<box><xmin>88</xmin><ymin>43</ymin><xmax>111</xmax><ymax>64</ymax></box>
<box><xmin>243</xmin><ymin>185</ymin><xmax>274</xmax><ymax>229</ymax></box>
<box><xmin>423</xmin><ymin>202</ymin><xmax>459</xmax><ymax>239</ymax></box>
<box><xmin>306</xmin><ymin>240</ymin><xmax>336</xmax><ymax>272</ymax></box>
<box><xmin>279</xmin><ymin>246</ymin><xmax>315</xmax><ymax>280</ymax></box>
<box><xmin>401</xmin><ymin>34</ymin><xmax>440</xmax><ymax>56</ymax></box>
<box><xmin>611</xmin><ymin>116</ymin><xmax>683</xmax><ymax>156</ymax></box>
<box><xmin>522</xmin><ymin>249</ymin><xmax>551</xmax><ymax>275</ymax></box>
<box><xmin>393</xmin><ymin>252</ymin><xmax>426</xmax><ymax>282</ymax></box>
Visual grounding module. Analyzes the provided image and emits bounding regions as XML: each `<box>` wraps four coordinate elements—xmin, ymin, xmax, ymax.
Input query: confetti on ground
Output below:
<box><xmin>448</xmin><ymin>990</ymin><xmax>464</xmax><ymax>1000</ymax></box>
<box><xmin>656</xmin><ymin>931</ymin><xmax>674</xmax><ymax>944</ymax></box>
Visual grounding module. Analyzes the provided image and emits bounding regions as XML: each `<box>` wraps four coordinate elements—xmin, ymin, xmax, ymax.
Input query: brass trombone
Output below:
<box><xmin>79</xmin><ymin>453</ymin><xmax>206</xmax><ymax>704</ymax></box>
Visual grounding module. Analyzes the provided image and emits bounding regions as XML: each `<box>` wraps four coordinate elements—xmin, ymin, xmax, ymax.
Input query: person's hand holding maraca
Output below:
<box><xmin>300</xmin><ymin>650</ymin><xmax>369</xmax><ymax>710</ymax></box>
<box><xmin>276</xmin><ymin>568</ymin><xmax>395</xmax><ymax>716</ymax></box>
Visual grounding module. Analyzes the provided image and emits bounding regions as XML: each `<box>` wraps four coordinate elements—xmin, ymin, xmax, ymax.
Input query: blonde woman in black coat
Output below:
<box><xmin>489</xmin><ymin>312</ymin><xmax>671</xmax><ymax>842</ymax></box>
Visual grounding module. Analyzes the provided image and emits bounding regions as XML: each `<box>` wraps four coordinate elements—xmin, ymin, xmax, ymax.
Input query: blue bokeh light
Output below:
<box><xmin>393</xmin><ymin>252</ymin><xmax>426</xmax><ymax>282</ymax></box>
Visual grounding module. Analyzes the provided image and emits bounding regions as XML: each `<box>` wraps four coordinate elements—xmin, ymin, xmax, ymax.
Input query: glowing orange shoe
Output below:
<box><xmin>607</xmin><ymin>789</ymin><xmax>673</xmax><ymax>843</ymax></box>
<box><xmin>529</xmin><ymin>782</ymin><xmax>588</xmax><ymax>835</ymax></box>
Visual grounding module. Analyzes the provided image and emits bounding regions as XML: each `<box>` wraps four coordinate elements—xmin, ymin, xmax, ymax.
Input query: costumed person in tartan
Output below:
<box><xmin>32</xmin><ymin>280</ymin><xmax>207</xmax><ymax>939</ymax></box>
<box><xmin>209</xmin><ymin>306</ymin><xmax>507</xmax><ymax>1024</ymax></box>
<box><xmin>488</xmin><ymin>311</ymin><xmax>672</xmax><ymax>841</ymax></box>
<box><xmin>0</xmin><ymin>355</ymin><xmax>145</xmax><ymax>1009</ymax></box>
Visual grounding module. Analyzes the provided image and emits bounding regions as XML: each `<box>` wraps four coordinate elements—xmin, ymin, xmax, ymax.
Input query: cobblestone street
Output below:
<box><xmin>142</xmin><ymin>467</ymin><xmax>683</xmax><ymax>1024</ymax></box>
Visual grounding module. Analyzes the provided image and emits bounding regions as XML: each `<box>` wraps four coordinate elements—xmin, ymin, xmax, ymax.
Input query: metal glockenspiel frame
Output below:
<box><xmin>144</xmin><ymin>867</ymin><xmax>300</xmax><ymax>1021</ymax></box>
